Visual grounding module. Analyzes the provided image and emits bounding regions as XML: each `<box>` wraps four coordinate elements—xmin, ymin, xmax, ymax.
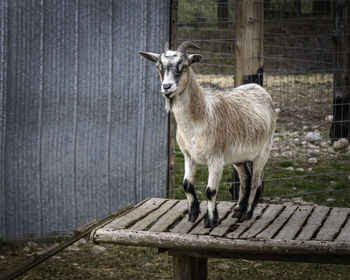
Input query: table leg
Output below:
<box><xmin>172</xmin><ymin>255</ymin><xmax>208</xmax><ymax>280</ymax></box>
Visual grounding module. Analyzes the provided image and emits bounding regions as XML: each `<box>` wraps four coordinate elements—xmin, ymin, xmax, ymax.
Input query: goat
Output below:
<box><xmin>139</xmin><ymin>41</ymin><xmax>277</xmax><ymax>228</ymax></box>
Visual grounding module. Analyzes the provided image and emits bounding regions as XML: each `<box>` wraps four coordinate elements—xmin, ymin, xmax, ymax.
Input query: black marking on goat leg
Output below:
<box><xmin>259</xmin><ymin>181</ymin><xmax>265</xmax><ymax>203</ymax></box>
<box><xmin>183</xmin><ymin>179</ymin><xmax>200</xmax><ymax>223</ymax></box>
<box><xmin>203</xmin><ymin>206</ymin><xmax>218</xmax><ymax>229</ymax></box>
<box><xmin>183</xmin><ymin>179</ymin><xmax>189</xmax><ymax>192</ymax></box>
<box><xmin>205</xmin><ymin>187</ymin><xmax>216</xmax><ymax>201</ymax></box>
<box><xmin>237</xmin><ymin>182</ymin><xmax>251</xmax><ymax>210</ymax></box>
<box><xmin>234</xmin><ymin>161</ymin><xmax>253</xmax><ymax>217</ymax></box>
<box><xmin>241</xmin><ymin>183</ymin><xmax>263</xmax><ymax>221</ymax></box>
<box><xmin>189</xmin><ymin>199</ymin><xmax>200</xmax><ymax>223</ymax></box>
<box><xmin>244</xmin><ymin>161</ymin><xmax>253</xmax><ymax>177</ymax></box>
<box><xmin>242</xmin><ymin>171</ymin><xmax>262</xmax><ymax>221</ymax></box>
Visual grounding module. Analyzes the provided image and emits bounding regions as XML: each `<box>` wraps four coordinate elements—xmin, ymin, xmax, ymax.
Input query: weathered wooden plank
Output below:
<box><xmin>336</xmin><ymin>217</ymin><xmax>350</xmax><ymax>242</ymax></box>
<box><xmin>94</xmin><ymin>228</ymin><xmax>350</xmax><ymax>256</ymax></box>
<box><xmin>227</xmin><ymin>203</ymin><xmax>269</xmax><ymax>239</ymax></box>
<box><xmin>40</xmin><ymin>0</ymin><xmax>78</xmax><ymax>237</ymax></box>
<box><xmin>75</xmin><ymin>0</ymin><xmax>112</xmax><ymax>225</ymax></box>
<box><xmin>131</xmin><ymin>200</ymin><xmax>178</xmax><ymax>231</ymax></box>
<box><xmin>256</xmin><ymin>205</ymin><xmax>297</xmax><ymax>240</ymax></box>
<box><xmin>170</xmin><ymin>201</ymin><xmax>208</xmax><ymax>234</ymax></box>
<box><xmin>190</xmin><ymin>201</ymin><xmax>234</xmax><ymax>235</ymax></box>
<box><xmin>275</xmin><ymin>206</ymin><xmax>313</xmax><ymax>240</ymax></box>
<box><xmin>233</xmin><ymin>204</ymin><xmax>281</xmax><ymax>239</ymax></box>
<box><xmin>297</xmin><ymin>206</ymin><xmax>330</xmax><ymax>241</ymax></box>
<box><xmin>104</xmin><ymin>198</ymin><xmax>166</xmax><ymax>230</ymax></box>
<box><xmin>210</xmin><ymin>202</ymin><xmax>238</xmax><ymax>237</ymax></box>
<box><xmin>316</xmin><ymin>208</ymin><xmax>350</xmax><ymax>241</ymax></box>
<box><xmin>149</xmin><ymin>200</ymin><xmax>188</xmax><ymax>232</ymax></box>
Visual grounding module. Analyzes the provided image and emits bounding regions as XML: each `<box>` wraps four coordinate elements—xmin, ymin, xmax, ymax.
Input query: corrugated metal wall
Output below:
<box><xmin>0</xmin><ymin>0</ymin><xmax>170</xmax><ymax>239</ymax></box>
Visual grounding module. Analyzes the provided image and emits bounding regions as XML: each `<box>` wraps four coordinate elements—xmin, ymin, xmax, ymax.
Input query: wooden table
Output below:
<box><xmin>93</xmin><ymin>198</ymin><xmax>350</xmax><ymax>280</ymax></box>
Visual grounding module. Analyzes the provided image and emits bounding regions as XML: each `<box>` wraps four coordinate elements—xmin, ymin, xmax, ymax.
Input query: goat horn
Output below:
<box><xmin>177</xmin><ymin>41</ymin><xmax>201</xmax><ymax>53</ymax></box>
<box><xmin>164</xmin><ymin>42</ymin><xmax>169</xmax><ymax>51</ymax></box>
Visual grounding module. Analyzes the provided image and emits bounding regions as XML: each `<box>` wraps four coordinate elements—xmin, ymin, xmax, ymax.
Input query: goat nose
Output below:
<box><xmin>163</xmin><ymin>83</ymin><xmax>172</xmax><ymax>90</ymax></box>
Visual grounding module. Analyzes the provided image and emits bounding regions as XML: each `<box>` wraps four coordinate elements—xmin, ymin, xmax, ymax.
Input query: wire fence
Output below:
<box><xmin>169</xmin><ymin>0</ymin><xmax>350</xmax><ymax>207</ymax></box>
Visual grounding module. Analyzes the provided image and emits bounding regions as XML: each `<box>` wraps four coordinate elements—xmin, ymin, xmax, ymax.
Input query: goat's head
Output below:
<box><xmin>139</xmin><ymin>41</ymin><xmax>203</xmax><ymax>99</ymax></box>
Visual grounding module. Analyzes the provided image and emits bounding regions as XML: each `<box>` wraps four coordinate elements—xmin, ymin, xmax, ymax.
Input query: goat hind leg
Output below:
<box><xmin>242</xmin><ymin>164</ymin><xmax>264</xmax><ymax>220</ymax></box>
<box><xmin>183</xmin><ymin>153</ymin><xmax>200</xmax><ymax>223</ymax></box>
<box><xmin>232</xmin><ymin>162</ymin><xmax>252</xmax><ymax>218</ymax></box>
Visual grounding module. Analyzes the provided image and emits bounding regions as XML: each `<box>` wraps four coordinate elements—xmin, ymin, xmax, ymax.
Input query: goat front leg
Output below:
<box><xmin>183</xmin><ymin>153</ymin><xmax>200</xmax><ymax>223</ymax></box>
<box><xmin>204</xmin><ymin>157</ymin><xmax>224</xmax><ymax>229</ymax></box>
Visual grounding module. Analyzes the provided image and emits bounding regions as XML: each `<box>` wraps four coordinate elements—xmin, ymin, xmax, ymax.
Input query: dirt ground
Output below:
<box><xmin>1</xmin><ymin>237</ymin><xmax>350</xmax><ymax>280</ymax></box>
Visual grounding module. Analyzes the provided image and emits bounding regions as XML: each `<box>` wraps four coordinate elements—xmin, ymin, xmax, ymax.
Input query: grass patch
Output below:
<box><xmin>0</xmin><ymin>238</ymin><xmax>15</xmax><ymax>249</ymax></box>
<box><xmin>173</xmin><ymin>145</ymin><xmax>350</xmax><ymax>207</ymax></box>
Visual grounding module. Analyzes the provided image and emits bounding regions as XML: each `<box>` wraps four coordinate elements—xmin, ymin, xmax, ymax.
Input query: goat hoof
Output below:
<box><xmin>203</xmin><ymin>209</ymin><xmax>218</xmax><ymax>229</ymax></box>
<box><xmin>188</xmin><ymin>207</ymin><xmax>200</xmax><ymax>223</ymax></box>
<box><xmin>242</xmin><ymin>210</ymin><xmax>253</xmax><ymax>221</ymax></box>
<box><xmin>232</xmin><ymin>207</ymin><xmax>243</xmax><ymax>218</ymax></box>
<box><xmin>188</xmin><ymin>200</ymin><xmax>200</xmax><ymax>223</ymax></box>
<box><xmin>203</xmin><ymin>216</ymin><xmax>218</xmax><ymax>229</ymax></box>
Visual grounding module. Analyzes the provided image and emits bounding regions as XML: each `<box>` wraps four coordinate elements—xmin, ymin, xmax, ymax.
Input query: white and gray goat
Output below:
<box><xmin>139</xmin><ymin>41</ymin><xmax>277</xmax><ymax>228</ymax></box>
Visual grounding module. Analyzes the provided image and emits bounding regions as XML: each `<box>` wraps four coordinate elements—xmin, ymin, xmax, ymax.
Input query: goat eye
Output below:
<box><xmin>177</xmin><ymin>63</ymin><xmax>184</xmax><ymax>72</ymax></box>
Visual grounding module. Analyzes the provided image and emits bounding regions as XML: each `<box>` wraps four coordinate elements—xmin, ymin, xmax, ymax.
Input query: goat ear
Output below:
<box><xmin>188</xmin><ymin>54</ymin><xmax>203</xmax><ymax>65</ymax></box>
<box><xmin>139</xmin><ymin>51</ymin><xmax>160</xmax><ymax>63</ymax></box>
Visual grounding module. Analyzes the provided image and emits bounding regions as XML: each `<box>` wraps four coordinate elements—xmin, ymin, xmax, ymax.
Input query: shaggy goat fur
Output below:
<box><xmin>139</xmin><ymin>41</ymin><xmax>277</xmax><ymax>228</ymax></box>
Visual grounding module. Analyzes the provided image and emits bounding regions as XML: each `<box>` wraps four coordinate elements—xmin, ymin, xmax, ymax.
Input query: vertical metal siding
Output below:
<box><xmin>5</xmin><ymin>0</ymin><xmax>44</xmax><ymax>238</ymax></box>
<box><xmin>0</xmin><ymin>0</ymin><xmax>170</xmax><ymax>239</ymax></box>
<box><xmin>75</xmin><ymin>0</ymin><xmax>112</xmax><ymax>224</ymax></box>
<box><xmin>141</xmin><ymin>0</ymin><xmax>171</xmax><ymax>199</ymax></box>
<box><xmin>0</xmin><ymin>0</ymin><xmax>8</xmax><ymax>238</ymax></box>
<box><xmin>41</xmin><ymin>0</ymin><xmax>78</xmax><ymax>236</ymax></box>
<box><xmin>109</xmin><ymin>0</ymin><xmax>170</xmax><ymax>211</ymax></box>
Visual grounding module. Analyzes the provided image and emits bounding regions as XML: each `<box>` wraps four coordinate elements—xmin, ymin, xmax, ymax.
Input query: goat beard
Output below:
<box><xmin>165</xmin><ymin>97</ymin><xmax>173</xmax><ymax>112</ymax></box>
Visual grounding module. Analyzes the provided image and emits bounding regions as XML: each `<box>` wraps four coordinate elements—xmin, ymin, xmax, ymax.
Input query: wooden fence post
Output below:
<box><xmin>330</xmin><ymin>0</ymin><xmax>350</xmax><ymax>141</ymax></box>
<box><xmin>234</xmin><ymin>0</ymin><xmax>264</xmax><ymax>87</ymax></box>
<box><xmin>231</xmin><ymin>0</ymin><xmax>264</xmax><ymax>199</ymax></box>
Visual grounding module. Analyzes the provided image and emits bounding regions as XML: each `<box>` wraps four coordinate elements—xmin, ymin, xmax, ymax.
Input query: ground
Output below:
<box><xmin>1</xmin><ymin>238</ymin><xmax>350</xmax><ymax>280</ymax></box>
